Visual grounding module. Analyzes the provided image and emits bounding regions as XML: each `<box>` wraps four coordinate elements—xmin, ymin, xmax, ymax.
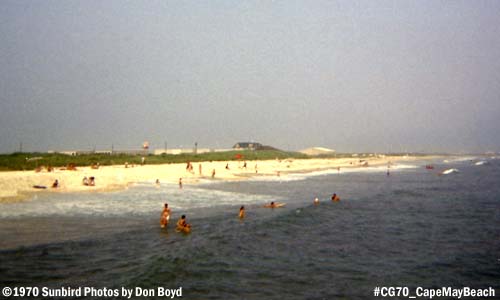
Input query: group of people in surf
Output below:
<box><xmin>160</xmin><ymin>193</ymin><xmax>340</xmax><ymax>233</ymax></box>
<box><xmin>160</xmin><ymin>203</ymin><xmax>191</xmax><ymax>233</ymax></box>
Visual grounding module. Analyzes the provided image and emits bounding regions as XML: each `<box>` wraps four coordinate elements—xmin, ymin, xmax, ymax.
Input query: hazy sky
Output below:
<box><xmin>1</xmin><ymin>1</ymin><xmax>500</xmax><ymax>153</ymax></box>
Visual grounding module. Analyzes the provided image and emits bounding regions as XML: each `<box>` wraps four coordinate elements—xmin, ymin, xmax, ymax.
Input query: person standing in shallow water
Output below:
<box><xmin>160</xmin><ymin>203</ymin><xmax>171</xmax><ymax>228</ymax></box>
<box><xmin>239</xmin><ymin>206</ymin><xmax>245</xmax><ymax>219</ymax></box>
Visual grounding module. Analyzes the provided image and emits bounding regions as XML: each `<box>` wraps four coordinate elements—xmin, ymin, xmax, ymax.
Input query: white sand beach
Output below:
<box><xmin>0</xmin><ymin>156</ymin><xmax>432</xmax><ymax>202</ymax></box>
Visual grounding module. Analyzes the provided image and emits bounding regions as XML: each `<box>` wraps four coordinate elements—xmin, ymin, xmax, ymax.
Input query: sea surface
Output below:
<box><xmin>0</xmin><ymin>157</ymin><xmax>499</xmax><ymax>299</ymax></box>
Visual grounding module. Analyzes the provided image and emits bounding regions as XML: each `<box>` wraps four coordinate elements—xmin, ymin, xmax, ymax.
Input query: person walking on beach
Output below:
<box><xmin>160</xmin><ymin>203</ymin><xmax>171</xmax><ymax>228</ymax></box>
<box><xmin>211</xmin><ymin>169</ymin><xmax>216</xmax><ymax>178</ymax></box>
<box><xmin>239</xmin><ymin>206</ymin><xmax>245</xmax><ymax>219</ymax></box>
<box><xmin>179</xmin><ymin>178</ymin><xmax>183</xmax><ymax>189</ymax></box>
<box><xmin>199</xmin><ymin>164</ymin><xmax>202</xmax><ymax>176</ymax></box>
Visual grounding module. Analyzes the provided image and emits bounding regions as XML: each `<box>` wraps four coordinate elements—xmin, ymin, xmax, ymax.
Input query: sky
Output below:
<box><xmin>1</xmin><ymin>0</ymin><xmax>500</xmax><ymax>154</ymax></box>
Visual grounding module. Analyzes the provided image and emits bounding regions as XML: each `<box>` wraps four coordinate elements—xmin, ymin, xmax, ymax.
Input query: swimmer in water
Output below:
<box><xmin>264</xmin><ymin>201</ymin><xmax>285</xmax><ymax>208</ymax></box>
<box><xmin>176</xmin><ymin>215</ymin><xmax>191</xmax><ymax>232</ymax></box>
<box><xmin>239</xmin><ymin>206</ymin><xmax>245</xmax><ymax>219</ymax></box>
<box><xmin>314</xmin><ymin>197</ymin><xmax>319</xmax><ymax>205</ymax></box>
<box><xmin>160</xmin><ymin>203</ymin><xmax>171</xmax><ymax>228</ymax></box>
<box><xmin>331</xmin><ymin>193</ymin><xmax>340</xmax><ymax>202</ymax></box>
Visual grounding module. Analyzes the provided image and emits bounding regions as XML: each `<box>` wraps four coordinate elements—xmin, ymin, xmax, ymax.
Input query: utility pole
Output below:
<box><xmin>19</xmin><ymin>141</ymin><xmax>23</xmax><ymax>153</ymax></box>
<box><xmin>164</xmin><ymin>141</ymin><xmax>167</xmax><ymax>154</ymax></box>
<box><xmin>194</xmin><ymin>142</ymin><xmax>198</xmax><ymax>154</ymax></box>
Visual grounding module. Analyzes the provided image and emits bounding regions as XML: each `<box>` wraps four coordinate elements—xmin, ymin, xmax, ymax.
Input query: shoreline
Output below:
<box><xmin>0</xmin><ymin>155</ymin><xmax>441</xmax><ymax>203</ymax></box>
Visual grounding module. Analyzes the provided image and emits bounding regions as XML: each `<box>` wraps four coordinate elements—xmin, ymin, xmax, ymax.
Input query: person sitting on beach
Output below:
<box><xmin>176</xmin><ymin>215</ymin><xmax>191</xmax><ymax>231</ymax></box>
<box><xmin>82</xmin><ymin>176</ymin><xmax>89</xmax><ymax>186</ymax></box>
<box><xmin>160</xmin><ymin>203</ymin><xmax>171</xmax><ymax>228</ymax></box>
<box><xmin>331</xmin><ymin>193</ymin><xmax>340</xmax><ymax>202</ymax></box>
<box><xmin>88</xmin><ymin>176</ymin><xmax>95</xmax><ymax>186</ymax></box>
<box><xmin>225</xmin><ymin>163</ymin><xmax>230</xmax><ymax>170</ymax></box>
<box><xmin>239</xmin><ymin>206</ymin><xmax>245</xmax><ymax>219</ymax></box>
<box><xmin>52</xmin><ymin>179</ymin><xmax>59</xmax><ymax>188</ymax></box>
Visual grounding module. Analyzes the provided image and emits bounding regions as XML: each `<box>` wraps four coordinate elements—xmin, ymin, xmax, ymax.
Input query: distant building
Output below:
<box><xmin>153</xmin><ymin>148</ymin><xmax>232</xmax><ymax>155</ymax></box>
<box><xmin>54</xmin><ymin>149</ymin><xmax>146</xmax><ymax>156</ymax></box>
<box><xmin>233</xmin><ymin>142</ymin><xmax>263</xmax><ymax>150</ymax></box>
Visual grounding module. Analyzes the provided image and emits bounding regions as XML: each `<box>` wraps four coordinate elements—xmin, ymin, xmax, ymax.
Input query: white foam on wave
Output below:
<box><xmin>245</xmin><ymin>164</ymin><xmax>419</xmax><ymax>182</ymax></box>
<box><xmin>443</xmin><ymin>156</ymin><xmax>477</xmax><ymax>163</ymax></box>
<box><xmin>0</xmin><ymin>185</ymin><xmax>276</xmax><ymax>218</ymax></box>
<box><xmin>441</xmin><ymin>168</ymin><xmax>459</xmax><ymax>175</ymax></box>
<box><xmin>474</xmin><ymin>161</ymin><xmax>487</xmax><ymax>166</ymax></box>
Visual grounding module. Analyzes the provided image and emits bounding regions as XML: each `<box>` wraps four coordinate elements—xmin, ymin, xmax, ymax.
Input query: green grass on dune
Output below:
<box><xmin>0</xmin><ymin>150</ymin><xmax>308</xmax><ymax>171</ymax></box>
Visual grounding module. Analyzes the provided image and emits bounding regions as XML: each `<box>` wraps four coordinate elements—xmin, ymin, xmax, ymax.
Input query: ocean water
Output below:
<box><xmin>0</xmin><ymin>158</ymin><xmax>499</xmax><ymax>299</ymax></box>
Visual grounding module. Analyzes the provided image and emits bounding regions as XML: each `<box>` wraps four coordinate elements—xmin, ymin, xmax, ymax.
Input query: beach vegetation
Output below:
<box><xmin>0</xmin><ymin>150</ymin><xmax>308</xmax><ymax>171</ymax></box>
